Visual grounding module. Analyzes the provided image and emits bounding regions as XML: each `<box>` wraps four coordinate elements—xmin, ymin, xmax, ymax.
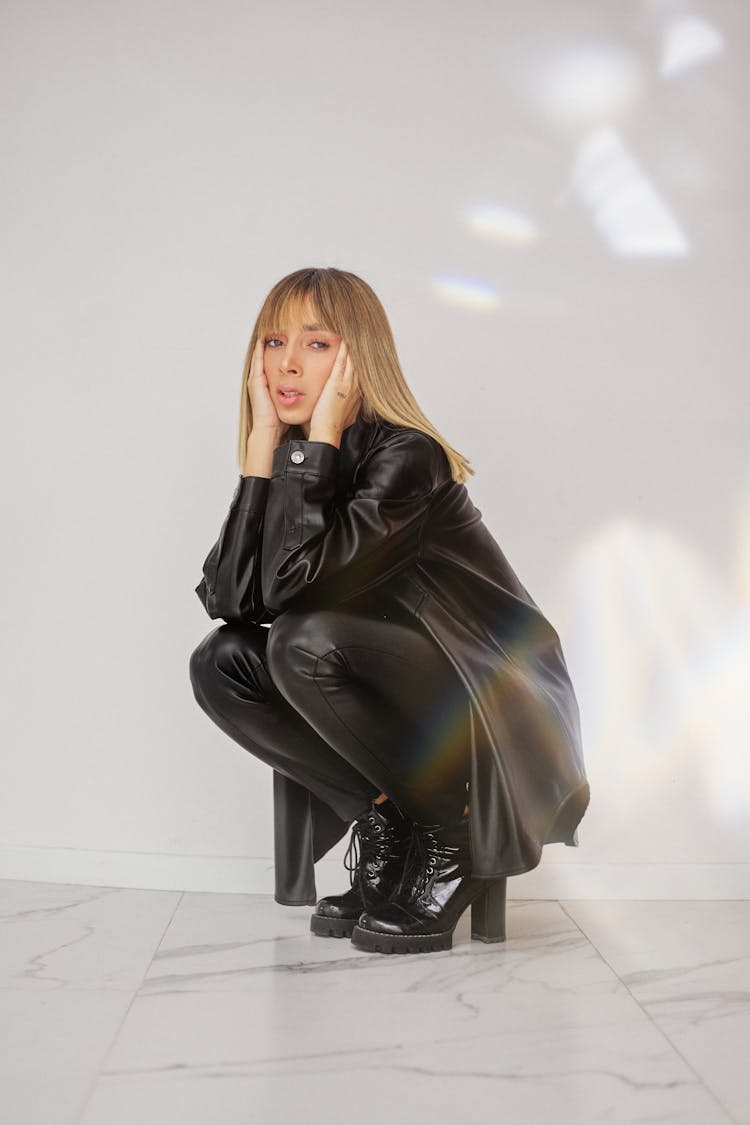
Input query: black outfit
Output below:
<box><xmin>190</xmin><ymin>412</ymin><xmax>590</xmax><ymax>906</ymax></box>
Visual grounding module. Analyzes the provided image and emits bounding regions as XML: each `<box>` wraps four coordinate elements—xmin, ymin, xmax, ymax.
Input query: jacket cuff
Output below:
<box><xmin>235</xmin><ymin>473</ymin><xmax>271</xmax><ymax>510</ymax></box>
<box><xmin>271</xmin><ymin>438</ymin><xmax>340</xmax><ymax>478</ymax></box>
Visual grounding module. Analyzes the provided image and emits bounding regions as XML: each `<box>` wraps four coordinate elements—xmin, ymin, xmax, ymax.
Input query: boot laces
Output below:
<box><xmin>399</xmin><ymin>823</ymin><xmax>460</xmax><ymax>897</ymax></box>
<box><xmin>343</xmin><ymin>812</ymin><xmax>405</xmax><ymax>897</ymax></box>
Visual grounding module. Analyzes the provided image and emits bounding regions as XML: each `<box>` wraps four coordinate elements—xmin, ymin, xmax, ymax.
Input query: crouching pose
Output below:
<box><xmin>190</xmin><ymin>266</ymin><xmax>590</xmax><ymax>955</ymax></box>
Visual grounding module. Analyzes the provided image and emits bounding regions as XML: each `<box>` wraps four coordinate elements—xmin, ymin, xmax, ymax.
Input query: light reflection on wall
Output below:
<box><xmin>570</xmin><ymin>127</ymin><xmax>690</xmax><ymax>257</ymax></box>
<box><xmin>660</xmin><ymin>15</ymin><xmax>725</xmax><ymax>78</ymax></box>
<box><xmin>462</xmin><ymin>205</ymin><xmax>539</xmax><ymax>246</ymax></box>
<box><xmin>532</xmin><ymin>41</ymin><xmax>644</xmax><ymax>129</ymax></box>
<box><xmin>430</xmin><ymin>276</ymin><xmax>502</xmax><ymax>311</ymax></box>
<box><xmin>557</xmin><ymin>498</ymin><xmax>750</xmax><ymax>850</ymax></box>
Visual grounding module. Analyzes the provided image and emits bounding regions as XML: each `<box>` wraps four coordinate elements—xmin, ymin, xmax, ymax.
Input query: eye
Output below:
<box><xmin>263</xmin><ymin>336</ymin><xmax>330</xmax><ymax>349</ymax></box>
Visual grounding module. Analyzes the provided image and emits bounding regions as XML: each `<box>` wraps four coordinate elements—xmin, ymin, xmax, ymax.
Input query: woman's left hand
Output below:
<box><xmin>308</xmin><ymin>339</ymin><xmax>362</xmax><ymax>442</ymax></box>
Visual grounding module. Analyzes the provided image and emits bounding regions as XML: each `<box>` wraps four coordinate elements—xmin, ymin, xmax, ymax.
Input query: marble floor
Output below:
<box><xmin>1</xmin><ymin>881</ymin><xmax>748</xmax><ymax>1125</ymax></box>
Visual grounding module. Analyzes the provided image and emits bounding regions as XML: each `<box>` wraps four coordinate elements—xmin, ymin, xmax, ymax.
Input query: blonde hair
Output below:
<box><xmin>236</xmin><ymin>267</ymin><xmax>474</xmax><ymax>483</ymax></box>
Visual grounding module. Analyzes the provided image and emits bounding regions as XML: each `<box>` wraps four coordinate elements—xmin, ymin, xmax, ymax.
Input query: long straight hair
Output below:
<box><xmin>237</xmin><ymin>267</ymin><xmax>474</xmax><ymax>483</ymax></box>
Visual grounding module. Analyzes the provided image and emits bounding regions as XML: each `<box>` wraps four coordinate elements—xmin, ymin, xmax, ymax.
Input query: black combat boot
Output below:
<box><xmin>350</xmin><ymin>808</ymin><xmax>507</xmax><ymax>954</ymax></box>
<box><xmin>309</xmin><ymin>797</ymin><xmax>414</xmax><ymax>938</ymax></box>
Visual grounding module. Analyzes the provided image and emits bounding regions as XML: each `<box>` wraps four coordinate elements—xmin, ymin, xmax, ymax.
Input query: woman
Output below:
<box><xmin>190</xmin><ymin>266</ymin><xmax>590</xmax><ymax>955</ymax></box>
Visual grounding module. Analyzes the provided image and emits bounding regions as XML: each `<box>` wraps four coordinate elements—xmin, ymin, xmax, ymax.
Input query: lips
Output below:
<box><xmin>277</xmin><ymin>388</ymin><xmax>304</xmax><ymax>403</ymax></box>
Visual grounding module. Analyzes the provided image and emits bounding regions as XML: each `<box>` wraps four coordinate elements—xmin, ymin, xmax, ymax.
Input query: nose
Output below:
<box><xmin>278</xmin><ymin>341</ymin><xmax>303</xmax><ymax>374</ymax></box>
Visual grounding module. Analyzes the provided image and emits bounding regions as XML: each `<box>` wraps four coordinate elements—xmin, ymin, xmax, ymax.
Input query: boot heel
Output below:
<box><xmin>470</xmin><ymin>877</ymin><xmax>507</xmax><ymax>943</ymax></box>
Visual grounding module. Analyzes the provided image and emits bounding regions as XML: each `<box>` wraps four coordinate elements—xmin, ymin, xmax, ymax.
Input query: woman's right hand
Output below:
<box><xmin>246</xmin><ymin>338</ymin><xmax>287</xmax><ymax>440</ymax></box>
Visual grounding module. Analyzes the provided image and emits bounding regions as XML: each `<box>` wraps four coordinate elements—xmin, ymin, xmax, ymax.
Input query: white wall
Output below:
<box><xmin>2</xmin><ymin>0</ymin><xmax>748</xmax><ymax>899</ymax></box>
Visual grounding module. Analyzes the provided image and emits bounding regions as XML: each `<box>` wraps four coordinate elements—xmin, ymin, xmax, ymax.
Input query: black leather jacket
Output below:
<box><xmin>196</xmin><ymin>412</ymin><xmax>590</xmax><ymax>904</ymax></box>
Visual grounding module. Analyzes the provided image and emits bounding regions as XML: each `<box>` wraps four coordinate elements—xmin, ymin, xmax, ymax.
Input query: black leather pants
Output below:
<box><xmin>189</xmin><ymin>602</ymin><xmax>471</xmax><ymax>828</ymax></box>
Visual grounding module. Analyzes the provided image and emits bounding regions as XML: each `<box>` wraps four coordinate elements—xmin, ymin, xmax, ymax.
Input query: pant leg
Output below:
<box><xmin>265</xmin><ymin>605</ymin><xmax>472</xmax><ymax>824</ymax></box>
<box><xmin>189</xmin><ymin>621</ymin><xmax>379</xmax><ymax>823</ymax></box>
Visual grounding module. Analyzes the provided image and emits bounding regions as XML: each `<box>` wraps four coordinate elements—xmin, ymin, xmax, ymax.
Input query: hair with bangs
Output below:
<box><xmin>237</xmin><ymin>267</ymin><xmax>473</xmax><ymax>483</ymax></box>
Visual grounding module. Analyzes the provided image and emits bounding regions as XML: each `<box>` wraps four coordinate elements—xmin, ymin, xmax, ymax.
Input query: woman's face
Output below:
<box><xmin>263</xmin><ymin>301</ymin><xmax>344</xmax><ymax>434</ymax></box>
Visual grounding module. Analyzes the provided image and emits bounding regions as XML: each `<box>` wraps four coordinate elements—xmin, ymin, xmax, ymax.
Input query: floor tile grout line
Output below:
<box><xmin>69</xmin><ymin>889</ymin><xmax>186</xmax><ymax>1125</ymax></box>
<box><xmin>557</xmin><ymin>901</ymin><xmax>741</xmax><ymax>1125</ymax></box>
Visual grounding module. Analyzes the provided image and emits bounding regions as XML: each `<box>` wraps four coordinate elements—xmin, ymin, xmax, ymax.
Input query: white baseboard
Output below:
<box><xmin>2</xmin><ymin>844</ymin><xmax>749</xmax><ymax>900</ymax></box>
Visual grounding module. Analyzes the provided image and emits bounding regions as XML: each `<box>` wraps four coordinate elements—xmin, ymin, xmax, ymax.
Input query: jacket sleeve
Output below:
<box><xmin>194</xmin><ymin>474</ymin><xmax>275</xmax><ymax>625</ymax></box>
<box><xmin>261</xmin><ymin>429</ymin><xmax>444</xmax><ymax>615</ymax></box>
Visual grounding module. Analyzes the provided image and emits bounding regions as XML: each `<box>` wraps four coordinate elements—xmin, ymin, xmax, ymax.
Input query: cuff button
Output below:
<box><xmin>290</xmin><ymin>450</ymin><xmax>305</xmax><ymax>464</ymax></box>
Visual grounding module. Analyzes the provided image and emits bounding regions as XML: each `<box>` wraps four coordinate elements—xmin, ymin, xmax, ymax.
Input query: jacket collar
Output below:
<box><xmin>339</xmin><ymin>411</ymin><xmax>383</xmax><ymax>486</ymax></box>
<box><xmin>341</xmin><ymin>409</ymin><xmax>376</xmax><ymax>459</ymax></box>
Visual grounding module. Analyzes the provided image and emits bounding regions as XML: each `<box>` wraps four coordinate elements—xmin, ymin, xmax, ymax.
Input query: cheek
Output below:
<box><xmin>313</xmin><ymin>353</ymin><xmax>336</xmax><ymax>384</ymax></box>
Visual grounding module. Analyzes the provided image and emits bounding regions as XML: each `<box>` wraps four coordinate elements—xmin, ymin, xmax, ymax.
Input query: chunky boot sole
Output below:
<box><xmin>350</xmin><ymin>924</ymin><xmax>454</xmax><ymax>953</ymax></box>
<box><xmin>350</xmin><ymin>877</ymin><xmax>507</xmax><ymax>954</ymax></box>
<box><xmin>310</xmin><ymin>913</ymin><xmax>358</xmax><ymax>938</ymax></box>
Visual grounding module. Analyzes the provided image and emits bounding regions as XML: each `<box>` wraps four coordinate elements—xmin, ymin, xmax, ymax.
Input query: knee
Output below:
<box><xmin>189</xmin><ymin>626</ymin><xmax>224</xmax><ymax>707</ymax></box>
<box><xmin>189</xmin><ymin>623</ymin><xmax>266</xmax><ymax>706</ymax></box>
<box><xmin>265</xmin><ymin>611</ymin><xmax>306</xmax><ymax>692</ymax></box>
<box><xmin>266</xmin><ymin>608</ymin><xmax>345</xmax><ymax>696</ymax></box>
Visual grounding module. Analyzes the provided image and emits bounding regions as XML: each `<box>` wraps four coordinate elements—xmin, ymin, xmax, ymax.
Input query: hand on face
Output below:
<box><xmin>246</xmin><ymin>338</ymin><xmax>289</xmax><ymax>439</ymax></box>
<box><xmin>308</xmin><ymin>339</ymin><xmax>362</xmax><ymax>436</ymax></box>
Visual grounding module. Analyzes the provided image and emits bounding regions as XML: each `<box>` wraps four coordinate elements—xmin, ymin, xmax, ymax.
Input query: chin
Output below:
<box><xmin>280</xmin><ymin>413</ymin><xmax>311</xmax><ymax>437</ymax></box>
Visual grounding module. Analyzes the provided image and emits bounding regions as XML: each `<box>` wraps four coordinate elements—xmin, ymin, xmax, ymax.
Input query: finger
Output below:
<box><xmin>342</xmin><ymin>350</ymin><xmax>355</xmax><ymax>389</ymax></box>
<box><xmin>333</xmin><ymin>338</ymin><xmax>348</xmax><ymax>377</ymax></box>
<box><xmin>339</xmin><ymin>356</ymin><xmax>351</xmax><ymax>390</ymax></box>
<box><xmin>256</xmin><ymin>339</ymin><xmax>268</xmax><ymax>383</ymax></box>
